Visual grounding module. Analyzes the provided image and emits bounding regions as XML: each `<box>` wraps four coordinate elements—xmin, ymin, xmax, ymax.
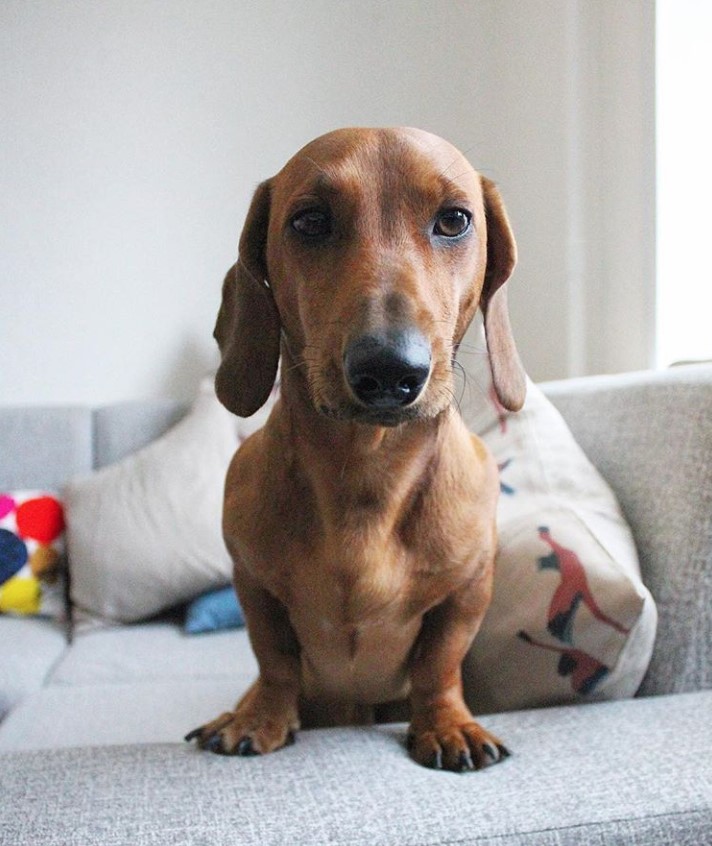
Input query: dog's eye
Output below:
<box><xmin>291</xmin><ymin>209</ymin><xmax>332</xmax><ymax>239</ymax></box>
<box><xmin>433</xmin><ymin>209</ymin><xmax>471</xmax><ymax>238</ymax></box>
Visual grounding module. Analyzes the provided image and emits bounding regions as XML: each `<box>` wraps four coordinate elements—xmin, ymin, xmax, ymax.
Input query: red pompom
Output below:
<box><xmin>16</xmin><ymin>496</ymin><xmax>65</xmax><ymax>544</ymax></box>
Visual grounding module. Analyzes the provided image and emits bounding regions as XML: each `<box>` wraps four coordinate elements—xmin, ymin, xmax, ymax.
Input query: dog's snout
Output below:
<box><xmin>344</xmin><ymin>330</ymin><xmax>431</xmax><ymax>409</ymax></box>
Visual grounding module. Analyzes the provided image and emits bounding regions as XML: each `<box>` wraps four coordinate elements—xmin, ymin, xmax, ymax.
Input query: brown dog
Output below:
<box><xmin>186</xmin><ymin>127</ymin><xmax>525</xmax><ymax>771</ymax></box>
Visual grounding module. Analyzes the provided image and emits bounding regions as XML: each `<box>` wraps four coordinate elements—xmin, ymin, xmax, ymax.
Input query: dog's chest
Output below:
<box><xmin>282</xmin><ymin>530</ymin><xmax>465</xmax><ymax>704</ymax></box>
<box><xmin>295</xmin><ymin>534</ymin><xmax>410</xmax><ymax>621</ymax></box>
<box><xmin>289</xmin><ymin>565</ymin><xmax>417</xmax><ymax>703</ymax></box>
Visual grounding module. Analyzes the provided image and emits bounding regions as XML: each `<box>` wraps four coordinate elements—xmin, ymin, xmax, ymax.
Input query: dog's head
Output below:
<box><xmin>214</xmin><ymin>127</ymin><xmax>525</xmax><ymax>424</ymax></box>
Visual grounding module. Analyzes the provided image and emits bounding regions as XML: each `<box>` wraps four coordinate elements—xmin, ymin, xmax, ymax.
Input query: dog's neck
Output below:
<box><xmin>277</xmin><ymin>344</ymin><xmax>447</xmax><ymax>525</ymax></box>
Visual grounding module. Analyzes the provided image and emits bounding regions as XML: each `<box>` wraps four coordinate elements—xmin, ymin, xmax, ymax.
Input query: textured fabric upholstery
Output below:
<box><xmin>0</xmin><ymin>617</ymin><xmax>67</xmax><ymax>719</ymax></box>
<box><xmin>543</xmin><ymin>364</ymin><xmax>712</xmax><ymax>696</ymax></box>
<box><xmin>0</xmin><ymin>678</ymin><xmax>248</xmax><ymax>751</ymax></box>
<box><xmin>0</xmin><ymin>406</ymin><xmax>92</xmax><ymax>490</ymax></box>
<box><xmin>2</xmin><ymin>370</ymin><xmax>711</xmax><ymax>845</ymax></box>
<box><xmin>48</xmin><ymin>622</ymin><xmax>256</xmax><ymax>687</ymax></box>
<box><xmin>1</xmin><ymin>690</ymin><xmax>710</xmax><ymax>845</ymax></box>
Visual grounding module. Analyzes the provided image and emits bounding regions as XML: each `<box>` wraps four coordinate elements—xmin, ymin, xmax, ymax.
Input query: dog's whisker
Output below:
<box><xmin>283</xmin><ymin>360</ymin><xmax>307</xmax><ymax>375</ymax></box>
<box><xmin>454</xmin><ymin>344</ymin><xmax>489</xmax><ymax>355</ymax></box>
<box><xmin>437</xmin><ymin>153</ymin><xmax>468</xmax><ymax>182</ymax></box>
<box><xmin>445</xmin><ymin>167</ymin><xmax>482</xmax><ymax>184</ymax></box>
<box><xmin>302</xmin><ymin>154</ymin><xmax>333</xmax><ymax>180</ymax></box>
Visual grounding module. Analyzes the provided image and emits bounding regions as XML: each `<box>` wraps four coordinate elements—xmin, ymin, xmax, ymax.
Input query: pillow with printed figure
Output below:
<box><xmin>0</xmin><ymin>492</ymin><xmax>67</xmax><ymax>621</ymax></box>
<box><xmin>459</xmin><ymin>324</ymin><xmax>657</xmax><ymax>713</ymax></box>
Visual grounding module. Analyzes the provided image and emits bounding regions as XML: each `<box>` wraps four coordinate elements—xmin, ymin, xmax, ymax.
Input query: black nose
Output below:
<box><xmin>344</xmin><ymin>330</ymin><xmax>431</xmax><ymax>409</ymax></box>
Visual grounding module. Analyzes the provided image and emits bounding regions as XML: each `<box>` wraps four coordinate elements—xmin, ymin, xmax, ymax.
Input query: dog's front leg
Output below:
<box><xmin>186</xmin><ymin>570</ymin><xmax>301</xmax><ymax>756</ymax></box>
<box><xmin>407</xmin><ymin>574</ymin><xmax>510</xmax><ymax>772</ymax></box>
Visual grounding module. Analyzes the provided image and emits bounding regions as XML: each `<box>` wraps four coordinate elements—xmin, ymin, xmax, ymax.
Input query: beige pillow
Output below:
<box><xmin>461</xmin><ymin>326</ymin><xmax>658</xmax><ymax>712</ymax></box>
<box><xmin>65</xmin><ymin>380</ymin><xmax>237</xmax><ymax>625</ymax></box>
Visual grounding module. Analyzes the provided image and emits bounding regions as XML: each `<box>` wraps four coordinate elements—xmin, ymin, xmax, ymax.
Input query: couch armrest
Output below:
<box><xmin>542</xmin><ymin>364</ymin><xmax>712</xmax><ymax>697</ymax></box>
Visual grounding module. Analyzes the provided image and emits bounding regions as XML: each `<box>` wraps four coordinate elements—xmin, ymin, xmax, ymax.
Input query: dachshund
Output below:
<box><xmin>185</xmin><ymin>127</ymin><xmax>525</xmax><ymax>771</ymax></box>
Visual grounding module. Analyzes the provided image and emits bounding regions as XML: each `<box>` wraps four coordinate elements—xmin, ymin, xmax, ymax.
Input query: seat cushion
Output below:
<box><xmin>0</xmin><ymin>691</ymin><xmax>710</xmax><ymax>845</ymax></box>
<box><xmin>48</xmin><ymin>621</ymin><xmax>256</xmax><ymax>686</ymax></box>
<box><xmin>0</xmin><ymin>617</ymin><xmax>67</xmax><ymax>719</ymax></box>
<box><xmin>0</xmin><ymin>678</ymin><xmax>248</xmax><ymax>751</ymax></box>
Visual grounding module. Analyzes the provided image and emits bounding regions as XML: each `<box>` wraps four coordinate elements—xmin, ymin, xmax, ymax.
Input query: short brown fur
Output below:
<box><xmin>187</xmin><ymin>127</ymin><xmax>525</xmax><ymax>771</ymax></box>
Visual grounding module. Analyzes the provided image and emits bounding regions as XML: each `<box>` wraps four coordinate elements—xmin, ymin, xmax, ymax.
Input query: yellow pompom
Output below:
<box><xmin>0</xmin><ymin>575</ymin><xmax>41</xmax><ymax>615</ymax></box>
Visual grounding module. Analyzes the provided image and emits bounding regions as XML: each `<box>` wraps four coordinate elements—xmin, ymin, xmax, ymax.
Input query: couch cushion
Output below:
<box><xmin>48</xmin><ymin>622</ymin><xmax>256</xmax><ymax>686</ymax></box>
<box><xmin>0</xmin><ymin>691</ymin><xmax>710</xmax><ymax>845</ymax></box>
<box><xmin>0</xmin><ymin>678</ymin><xmax>248</xmax><ymax>751</ymax></box>
<box><xmin>0</xmin><ymin>617</ymin><xmax>67</xmax><ymax>719</ymax></box>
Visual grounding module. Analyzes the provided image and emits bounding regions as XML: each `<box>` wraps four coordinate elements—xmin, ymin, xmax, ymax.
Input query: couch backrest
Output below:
<box><xmin>93</xmin><ymin>401</ymin><xmax>187</xmax><ymax>468</ymax></box>
<box><xmin>0</xmin><ymin>402</ymin><xmax>188</xmax><ymax>490</ymax></box>
<box><xmin>0</xmin><ymin>407</ymin><xmax>93</xmax><ymax>491</ymax></box>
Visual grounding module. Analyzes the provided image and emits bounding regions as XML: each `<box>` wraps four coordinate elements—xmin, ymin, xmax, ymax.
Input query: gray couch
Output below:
<box><xmin>1</xmin><ymin>365</ymin><xmax>711</xmax><ymax>845</ymax></box>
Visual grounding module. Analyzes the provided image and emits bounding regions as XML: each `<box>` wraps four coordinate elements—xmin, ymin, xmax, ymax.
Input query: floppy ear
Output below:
<box><xmin>214</xmin><ymin>180</ymin><xmax>281</xmax><ymax>417</ymax></box>
<box><xmin>480</xmin><ymin>176</ymin><xmax>526</xmax><ymax>412</ymax></box>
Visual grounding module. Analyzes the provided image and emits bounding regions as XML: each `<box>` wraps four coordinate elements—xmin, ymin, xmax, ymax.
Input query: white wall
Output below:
<box><xmin>1</xmin><ymin>0</ymin><xmax>654</xmax><ymax>405</ymax></box>
<box><xmin>656</xmin><ymin>0</ymin><xmax>712</xmax><ymax>366</ymax></box>
<box><xmin>478</xmin><ymin>0</ymin><xmax>656</xmax><ymax>379</ymax></box>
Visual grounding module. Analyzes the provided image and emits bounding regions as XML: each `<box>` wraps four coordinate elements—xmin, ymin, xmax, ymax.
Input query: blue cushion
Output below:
<box><xmin>184</xmin><ymin>587</ymin><xmax>244</xmax><ymax>635</ymax></box>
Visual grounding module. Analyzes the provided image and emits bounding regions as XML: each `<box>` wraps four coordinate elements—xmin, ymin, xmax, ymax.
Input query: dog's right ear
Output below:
<box><xmin>214</xmin><ymin>180</ymin><xmax>281</xmax><ymax>417</ymax></box>
<box><xmin>479</xmin><ymin>176</ymin><xmax>526</xmax><ymax>412</ymax></box>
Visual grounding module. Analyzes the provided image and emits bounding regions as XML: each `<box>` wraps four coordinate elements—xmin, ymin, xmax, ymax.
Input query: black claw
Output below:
<box><xmin>284</xmin><ymin>730</ymin><xmax>296</xmax><ymax>747</ymax></box>
<box><xmin>457</xmin><ymin>750</ymin><xmax>475</xmax><ymax>772</ymax></box>
<box><xmin>204</xmin><ymin>733</ymin><xmax>225</xmax><ymax>754</ymax></box>
<box><xmin>184</xmin><ymin>728</ymin><xmax>202</xmax><ymax>743</ymax></box>
<box><xmin>496</xmin><ymin>743</ymin><xmax>511</xmax><ymax>759</ymax></box>
<box><xmin>236</xmin><ymin>736</ymin><xmax>260</xmax><ymax>757</ymax></box>
<box><xmin>482</xmin><ymin>742</ymin><xmax>499</xmax><ymax>761</ymax></box>
<box><xmin>426</xmin><ymin>748</ymin><xmax>443</xmax><ymax>770</ymax></box>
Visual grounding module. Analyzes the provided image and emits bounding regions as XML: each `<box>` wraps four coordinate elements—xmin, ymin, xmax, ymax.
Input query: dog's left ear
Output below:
<box><xmin>214</xmin><ymin>180</ymin><xmax>281</xmax><ymax>417</ymax></box>
<box><xmin>479</xmin><ymin>176</ymin><xmax>526</xmax><ymax>412</ymax></box>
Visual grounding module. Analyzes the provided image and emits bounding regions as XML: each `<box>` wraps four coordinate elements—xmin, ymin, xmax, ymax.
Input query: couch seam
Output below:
<box><xmin>424</xmin><ymin>806</ymin><xmax>710</xmax><ymax>846</ymax></box>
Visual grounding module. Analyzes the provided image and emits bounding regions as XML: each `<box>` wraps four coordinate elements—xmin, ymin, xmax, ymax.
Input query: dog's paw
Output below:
<box><xmin>185</xmin><ymin>711</ymin><xmax>297</xmax><ymax>756</ymax></box>
<box><xmin>406</xmin><ymin>719</ymin><xmax>510</xmax><ymax>772</ymax></box>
